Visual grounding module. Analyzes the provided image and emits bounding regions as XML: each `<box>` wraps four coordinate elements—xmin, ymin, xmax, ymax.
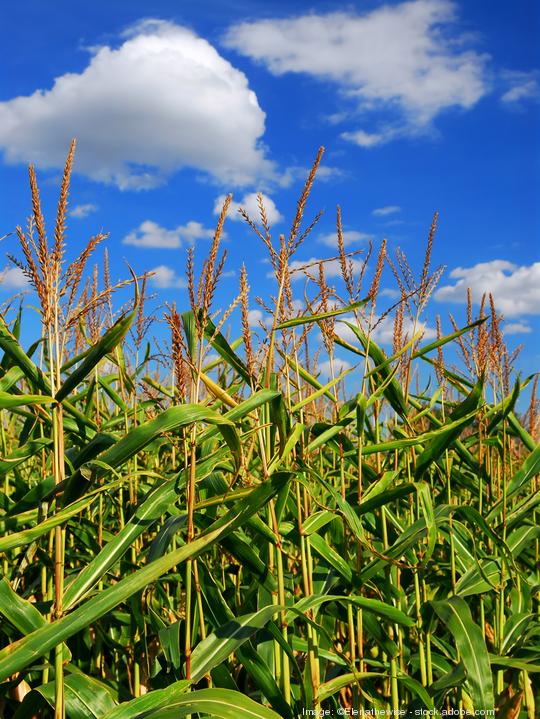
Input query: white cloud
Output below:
<box><xmin>247</xmin><ymin>309</ymin><xmax>263</xmax><ymax>327</ymax></box>
<box><xmin>215</xmin><ymin>192</ymin><xmax>282</xmax><ymax>224</ymax></box>
<box><xmin>70</xmin><ymin>203</ymin><xmax>97</xmax><ymax>218</ymax></box>
<box><xmin>319</xmin><ymin>230</ymin><xmax>373</xmax><ymax>247</ymax></box>
<box><xmin>149</xmin><ymin>265</ymin><xmax>186</xmax><ymax>289</ymax></box>
<box><xmin>0</xmin><ymin>266</ymin><xmax>29</xmax><ymax>290</ymax></box>
<box><xmin>341</xmin><ymin>129</ymin><xmax>396</xmax><ymax>148</ymax></box>
<box><xmin>123</xmin><ymin>220</ymin><xmax>214</xmax><ymax>249</ymax></box>
<box><xmin>504</xmin><ymin>321</ymin><xmax>532</xmax><ymax>335</ymax></box>
<box><xmin>0</xmin><ymin>20</ymin><xmax>272</xmax><ymax>188</ymax></box>
<box><xmin>335</xmin><ymin>315</ymin><xmax>436</xmax><ymax>347</ymax></box>
<box><xmin>373</xmin><ymin>205</ymin><xmax>401</xmax><ymax>217</ymax></box>
<box><xmin>225</xmin><ymin>1</ymin><xmax>488</xmax><ymax>142</ymax></box>
<box><xmin>380</xmin><ymin>287</ymin><xmax>401</xmax><ymax>299</ymax></box>
<box><xmin>318</xmin><ymin>357</ymin><xmax>352</xmax><ymax>378</ymax></box>
<box><xmin>435</xmin><ymin>260</ymin><xmax>540</xmax><ymax>317</ymax></box>
<box><xmin>501</xmin><ymin>71</ymin><xmax>539</xmax><ymax>105</ymax></box>
<box><xmin>247</xmin><ymin>308</ymin><xmax>272</xmax><ymax>328</ymax></box>
<box><xmin>278</xmin><ymin>164</ymin><xmax>344</xmax><ymax>187</ymax></box>
<box><xmin>286</xmin><ymin>257</ymin><xmax>365</xmax><ymax>281</ymax></box>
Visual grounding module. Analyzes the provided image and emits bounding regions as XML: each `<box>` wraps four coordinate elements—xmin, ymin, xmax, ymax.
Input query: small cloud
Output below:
<box><xmin>342</xmin><ymin>129</ymin><xmax>393</xmax><ymax>148</ymax></box>
<box><xmin>435</xmin><ymin>260</ymin><xmax>540</xmax><ymax>317</ymax></box>
<box><xmin>247</xmin><ymin>309</ymin><xmax>263</xmax><ymax>326</ymax></box>
<box><xmin>504</xmin><ymin>321</ymin><xmax>532</xmax><ymax>335</ymax></box>
<box><xmin>285</xmin><ymin>256</ymin><xmax>365</xmax><ymax>281</ymax></box>
<box><xmin>0</xmin><ymin>266</ymin><xmax>29</xmax><ymax>290</ymax></box>
<box><xmin>247</xmin><ymin>308</ymin><xmax>272</xmax><ymax>328</ymax></box>
<box><xmin>380</xmin><ymin>287</ymin><xmax>400</xmax><ymax>299</ymax></box>
<box><xmin>278</xmin><ymin>164</ymin><xmax>345</xmax><ymax>187</ymax></box>
<box><xmin>215</xmin><ymin>192</ymin><xmax>282</xmax><ymax>225</ymax></box>
<box><xmin>500</xmin><ymin>71</ymin><xmax>539</xmax><ymax>105</ymax></box>
<box><xmin>318</xmin><ymin>357</ymin><xmax>352</xmax><ymax>378</ymax></box>
<box><xmin>336</xmin><ymin>315</ymin><xmax>436</xmax><ymax>346</ymax></box>
<box><xmin>373</xmin><ymin>205</ymin><xmax>401</xmax><ymax>217</ymax></box>
<box><xmin>149</xmin><ymin>265</ymin><xmax>186</xmax><ymax>289</ymax></box>
<box><xmin>123</xmin><ymin>220</ymin><xmax>214</xmax><ymax>249</ymax></box>
<box><xmin>317</xmin><ymin>165</ymin><xmax>346</xmax><ymax>182</ymax></box>
<box><xmin>70</xmin><ymin>203</ymin><xmax>97</xmax><ymax>218</ymax></box>
<box><xmin>319</xmin><ymin>230</ymin><xmax>373</xmax><ymax>247</ymax></box>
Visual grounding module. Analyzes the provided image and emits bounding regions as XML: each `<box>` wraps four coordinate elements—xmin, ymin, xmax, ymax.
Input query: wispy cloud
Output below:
<box><xmin>500</xmin><ymin>71</ymin><xmax>539</xmax><ymax>105</ymax></box>
<box><xmin>247</xmin><ymin>308</ymin><xmax>271</xmax><ymax>328</ymax></box>
<box><xmin>373</xmin><ymin>205</ymin><xmax>401</xmax><ymax>217</ymax></box>
<box><xmin>278</xmin><ymin>164</ymin><xmax>345</xmax><ymax>187</ymax></box>
<box><xmin>0</xmin><ymin>20</ymin><xmax>273</xmax><ymax>188</ymax></box>
<box><xmin>335</xmin><ymin>315</ymin><xmax>436</xmax><ymax>346</ymax></box>
<box><xmin>341</xmin><ymin>128</ymin><xmax>398</xmax><ymax>148</ymax></box>
<box><xmin>318</xmin><ymin>230</ymin><xmax>373</xmax><ymax>247</ymax></box>
<box><xmin>318</xmin><ymin>357</ymin><xmax>352</xmax><ymax>378</ymax></box>
<box><xmin>123</xmin><ymin>220</ymin><xmax>215</xmax><ymax>249</ymax></box>
<box><xmin>0</xmin><ymin>266</ymin><xmax>29</xmax><ymax>290</ymax></box>
<box><xmin>215</xmin><ymin>192</ymin><xmax>282</xmax><ymax>225</ymax></box>
<box><xmin>284</xmin><ymin>257</ymin><xmax>365</xmax><ymax>281</ymax></box>
<box><xmin>225</xmin><ymin>1</ymin><xmax>488</xmax><ymax>145</ymax></box>
<box><xmin>504</xmin><ymin>321</ymin><xmax>532</xmax><ymax>335</ymax></box>
<box><xmin>149</xmin><ymin>265</ymin><xmax>186</xmax><ymax>289</ymax></box>
<box><xmin>70</xmin><ymin>203</ymin><xmax>97</xmax><ymax>219</ymax></box>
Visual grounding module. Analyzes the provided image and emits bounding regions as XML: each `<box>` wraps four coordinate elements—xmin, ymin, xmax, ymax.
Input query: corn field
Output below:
<box><xmin>0</xmin><ymin>144</ymin><xmax>538</xmax><ymax>719</ymax></box>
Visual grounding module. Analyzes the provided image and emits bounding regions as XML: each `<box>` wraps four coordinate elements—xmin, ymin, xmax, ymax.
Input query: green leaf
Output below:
<box><xmin>0</xmin><ymin>314</ymin><xmax>49</xmax><ymax>393</ymax></box>
<box><xmin>0</xmin><ymin>526</ymin><xmax>229</xmax><ymax>681</ymax></box>
<box><xmin>201</xmin><ymin>312</ymin><xmax>251</xmax><ymax>383</ymax></box>
<box><xmin>287</xmin><ymin>594</ymin><xmax>414</xmax><ymax>628</ymax></box>
<box><xmin>0</xmin><ymin>390</ymin><xmax>53</xmax><ymax>408</ymax></box>
<box><xmin>415</xmin><ymin>377</ymin><xmax>483</xmax><ymax>478</ymax></box>
<box><xmin>415</xmin><ymin>480</ymin><xmax>437</xmax><ymax>564</ymax></box>
<box><xmin>0</xmin><ymin>474</ymin><xmax>288</xmax><ymax>680</ymax></box>
<box><xmin>197</xmin><ymin>565</ymin><xmax>293</xmax><ymax>717</ymax></box>
<box><xmin>280</xmin><ymin>351</ymin><xmax>337</xmax><ymax>402</ymax></box>
<box><xmin>318</xmin><ymin>672</ymin><xmax>384</xmax><ymax>702</ymax></box>
<box><xmin>488</xmin><ymin>655</ymin><xmax>540</xmax><ymax>673</ymax></box>
<box><xmin>0</xmin><ymin>577</ymin><xmax>45</xmax><ymax>634</ymax></box>
<box><xmin>413</xmin><ymin>319</ymin><xmax>486</xmax><ymax>360</ymax></box>
<box><xmin>190</xmin><ymin>605</ymin><xmax>281</xmax><ymax>682</ymax></box>
<box><xmin>276</xmin><ymin>298</ymin><xmax>368</xmax><ymax>329</ymax></box>
<box><xmin>302</xmin><ymin>510</ymin><xmax>337</xmax><ymax>536</ymax></box>
<box><xmin>0</xmin><ymin>491</ymin><xmax>98</xmax><ymax>552</ymax></box>
<box><xmin>502</xmin><ymin>613</ymin><xmax>535</xmax><ymax>655</ymax></box>
<box><xmin>432</xmin><ymin>596</ymin><xmax>494</xmax><ymax>713</ymax></box>
<box><xmin>104</xmin><ymin>688</ymin><xmax>281</xmax><ymax>719</ymax></box>
<box><xmin>507</xmin><ymin>442</ymin><xmax>540</xmax><ymax>498</ymax></box>
<box><xmin>14</xmin><ymin>671</ymin><xmax>117</xmax><ymax>719</ymax></box>
<box><xmin>63</xmin><ymin>479</ymin><xmax>177</xmax><ymax>609</ymax></box>
<box><xmin>341</xmin><ymin>322</ymin><xmax>408</xmax><ymax>418</ymax></box>
<box><xmin>0</xmin><ymin>315</ymin><xmax>95</xmax><ymax>429</ymax></box>
<box><xmin>0</xmin><ymin>437</ymin><xmax>52</xmax><ymax>475</ymax></box>
<box><xmin>291</xmin><ymin>365</ymin><xmax>352</xmax><ymax>412</ymax></box>
<box><xmin>309</xmin><ymin>533</ymin><xmax>354</xmax><ymax>584</ymax></box>
<box><xmin>56</xmin><ymin>306</ymin><xmax>137</xmax><ymax>402</ymax></box>
<box><xmin>62</xmin><ymin>403</ymin><xmax>240</xmax><ymax>504</ymax></box>
<box><xmin>101</xmin><ymin>680</ymin><xmax>191</xmax><ymax>719</ymax></box>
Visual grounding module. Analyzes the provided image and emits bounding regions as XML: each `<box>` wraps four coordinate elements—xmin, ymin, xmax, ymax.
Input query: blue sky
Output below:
<box><xmin>0</xmin><ymin>0</ymin><xmax>538</xmax><ymax>378</ymax></box>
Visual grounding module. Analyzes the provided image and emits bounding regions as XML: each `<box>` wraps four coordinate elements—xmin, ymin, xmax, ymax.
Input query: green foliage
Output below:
<box><xmin>0</xmin><ymin>163</ymin><xmax>538</xmax><ymax>719</ymax></box>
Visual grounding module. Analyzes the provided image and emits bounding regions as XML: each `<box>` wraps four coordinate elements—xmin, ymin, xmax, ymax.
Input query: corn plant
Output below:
<box><xmin>0</xmin><ymin>145</ymin><xmax>538</xmax><ymax>719</ymax></box>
